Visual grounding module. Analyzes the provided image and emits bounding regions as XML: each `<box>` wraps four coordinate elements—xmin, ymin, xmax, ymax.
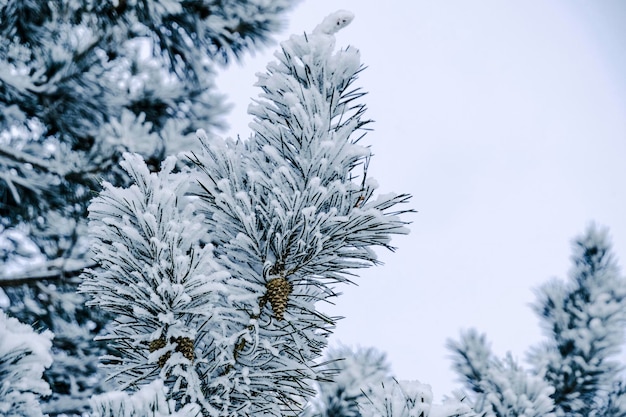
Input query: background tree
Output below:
<box><xmin>0</xmin><ymin>1</ymin><xmax>296</xmax><ymax>415</ymax></box>
<box><xmin>0</xmin><ymin>0</ymin><xmax>296</xmax><ymax>278</ymax></box>
<box><xmin>529</xmin><ymin>224</ymin><xmax>626</xmax><ymax>416</ymax></box>
<box><xmin>449</xmin><ymin>224</ymin><xmax>626</xmax><ymax>417</ymax></box>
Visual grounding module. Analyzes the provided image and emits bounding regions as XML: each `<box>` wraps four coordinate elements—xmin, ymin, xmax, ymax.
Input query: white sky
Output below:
<box><xmin>217</xmin><ymin>1</ymin><xmax>626</xmax><ymax>399</ymax></box>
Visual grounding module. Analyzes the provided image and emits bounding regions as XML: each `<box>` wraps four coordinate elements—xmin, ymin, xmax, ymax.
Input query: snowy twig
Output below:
<box><xmin>0</xmin><ymin>144</ymin><xmax>53</xmax><ymax>172</ymax></box>
<box><xmin>0</xmin><ymin>259</ymin><xmax>95</xmax><ymax>287</ymax></box>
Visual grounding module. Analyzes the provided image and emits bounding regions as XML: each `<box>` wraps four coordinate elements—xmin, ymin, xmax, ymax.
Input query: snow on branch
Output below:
<box><xmin>0</xmin><ymin>310</ymin><xmax>53</xmax><ymax>417</ymax></box>
<box><xmin>90</xmin><ymin>379</ymin><xmax>201</xmax><ymax>417</ymax></box>
<box><xmin>313</xmin><ymin>10</ymin><xmax>355</xmax><ymax>35</ymax></box>
<box><xmin>0</xmin><ymin>259</ymin><xmax>95</xmax><ymax>287</ymax></box>
<box><xmin>358</xmin><ymin>379</ymin><xmax>476</xmax><ymax>417</ymax></box>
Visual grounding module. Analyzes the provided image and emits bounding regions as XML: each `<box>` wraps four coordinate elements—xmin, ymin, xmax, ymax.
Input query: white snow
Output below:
<box><xmin>0</xmin><ymin>311</ymin><xmax>53</xmax><ymax>417</ymax></box>
<box><xmin>313</xmin><ymin>10</ymin><xmax>355</xmax><ymax>35</ymax></box>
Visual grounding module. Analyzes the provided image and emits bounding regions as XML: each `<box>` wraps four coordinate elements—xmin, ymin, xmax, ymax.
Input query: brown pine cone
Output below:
<box><xmin>265</xmin><ymin>276</ymin><xmax>293</xmax><ymax>320</ymax></box>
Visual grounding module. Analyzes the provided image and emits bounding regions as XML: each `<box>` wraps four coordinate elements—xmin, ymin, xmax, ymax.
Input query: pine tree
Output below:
<box><xmin>448</xmin><ymin>224</ymin><xmax>626</xmax><ymax>417</ymax></box>
<box><xmin>0</xmin><ymin>0</ymin><xmax>297</xmax><ymax>265</ymax></box>
<box><xmin>81</xmin><ymin>10</ymin><xmax>411</xmax><ymax>416</ymax></box>
<box><xmin>0</xmin><ymin>1</ymin><xmax>297</xmax><ymax>415</ymax></box>
<box><xmin>529</xmin><ymin>224</ymin><xmax>626</xmax><ymax>416</ymax></box>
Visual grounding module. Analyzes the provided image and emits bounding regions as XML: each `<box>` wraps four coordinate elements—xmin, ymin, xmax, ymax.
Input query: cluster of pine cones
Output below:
<box><xmin>149</xmin><ymin>274</ymin><xmax>293</xmax><ymax>370</ymax></box>
<box><xmin>149</xmin><ymin>335</ymin><xmax>195</xmax><ymax>368</ymax></box>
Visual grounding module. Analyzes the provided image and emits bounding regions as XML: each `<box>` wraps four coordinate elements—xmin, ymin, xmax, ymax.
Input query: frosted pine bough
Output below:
<box><xmin>82</xmin><ymin>10</ymin><xmax>412</xmax><ymax>417</ymax></box>
<box><xmin>0</xmin><ymin>310</ymin><xmax>53</xmax><ymax>417</ymax></box>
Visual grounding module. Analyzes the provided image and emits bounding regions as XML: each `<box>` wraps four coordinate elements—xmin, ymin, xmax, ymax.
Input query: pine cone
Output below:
<box><xmin>149</xmin><ymin>336</ymin><xmax>166</xmax><ymax>352</ymax></box>
<box><xmin>175</xmin><ymin>336</ymin><xmax>195</xmax><ymax>362</ymax></box>
<box><xmin>158</xmin><ymin>352</ymin><xmax>171</xmax><ymax>368</ymax></box>
<box><xmin>149</xmin><ymin>336</ymin><xmax>194</xmax><ymax>367</ymax></box>
<box><xmin>149</xmin><ymin>336</ymin><xmax>170</xmax><ymax>368</ymax></box>
<box><xmin>265</xmin><ymin>276</ymin><xmax>293</xmax><ymax>320</ymax></box>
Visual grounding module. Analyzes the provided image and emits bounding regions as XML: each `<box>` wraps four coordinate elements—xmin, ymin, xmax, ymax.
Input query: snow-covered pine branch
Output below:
<box><xmin>91</xmin><ymin>379</ymin><xmax>201</xmax><ymax>417</ymax></box>
<box><xmin>185</xmin><ymin>9</ymin><xmax>411</xmax><ymax>414</ymax></box>
<box><xmin>80</xmin><ymin>153</ymin><xmax>247</xmax><ymax>414</ymax></box>
<box><xmin>448</xmin><ymin>330</ymin><xmax>556</xmax><ymax>417</ymax></box>
<box><xmin>0</xmin><ymin>310</ymin><xmax>53</xmax><ymax>417</ymax></box>
<box><xmin>190</xmin><ymin>7</ymin><xmax>410</xmax><ymax>296</ymax></box>
<box><xmin>304</xmin><ymin>345</ymin><xmax>391</xmax><ymax>417</ymax></box>
<box><xmin>358</xmin><ymin>378</ymin><xmax>476</xmax><ymax>417</ymax></box>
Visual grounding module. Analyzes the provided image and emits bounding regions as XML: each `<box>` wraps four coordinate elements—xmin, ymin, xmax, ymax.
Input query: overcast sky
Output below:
<box><xmin>217</xmin><ymin>1</ymin><xmax>626</xmax><ymax>399</ymax></box>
